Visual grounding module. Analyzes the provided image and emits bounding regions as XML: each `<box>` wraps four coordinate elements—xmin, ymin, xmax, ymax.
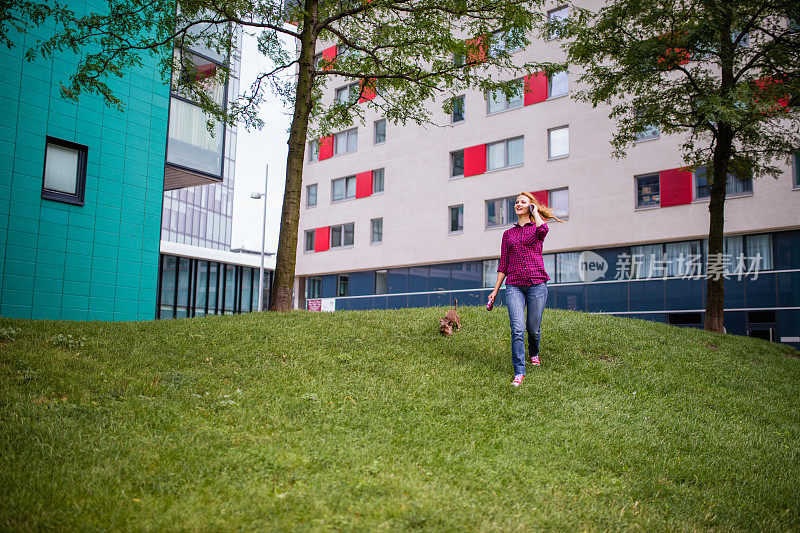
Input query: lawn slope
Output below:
<box><xmin>1</xmin><ymin>308</ymin><xmax>799</xmax><ymax>531</ymax></box>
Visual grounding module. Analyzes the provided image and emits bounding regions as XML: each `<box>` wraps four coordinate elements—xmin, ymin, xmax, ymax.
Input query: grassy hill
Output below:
<box><xmin>1</xmin><ymin>307</ymin><xmax>799</xmax><ymax>531</ymax></box>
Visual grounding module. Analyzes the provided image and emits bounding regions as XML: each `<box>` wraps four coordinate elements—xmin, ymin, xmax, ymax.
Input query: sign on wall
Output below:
<box><xmin>307</xmin><ymin>298</ymin><xmax>336</xmax><ymax>312</ymax></box>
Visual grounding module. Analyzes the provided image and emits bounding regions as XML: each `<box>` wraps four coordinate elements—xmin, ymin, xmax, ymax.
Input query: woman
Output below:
<box><xmin>488</xmin><ymin>192</ymin><xmax>562</xmax><ymax>387</ymax></box>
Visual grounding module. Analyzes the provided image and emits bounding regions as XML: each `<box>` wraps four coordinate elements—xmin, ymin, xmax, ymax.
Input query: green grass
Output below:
<box><xmin>1</xmin><ymin>307</ymin><xmax>799</xmax><ymax>531</ymax></box>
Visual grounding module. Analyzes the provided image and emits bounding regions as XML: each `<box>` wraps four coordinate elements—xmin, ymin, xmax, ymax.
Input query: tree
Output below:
<box><xmin>561</xmin><ymin>0</ymin><xmax>800</xmax><ymax>333</ymax></box>
<box><xmin>8</xmin><ymin>0</ymin><xmax>550</xmax><ymax>310</ymax></box>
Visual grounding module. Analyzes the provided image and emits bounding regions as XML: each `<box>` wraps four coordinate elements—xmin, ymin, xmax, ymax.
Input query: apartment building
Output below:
<box><xmin>295</xmin><ymin>5</ymin><xmax>800</xmax><ymax>347</ymax></box>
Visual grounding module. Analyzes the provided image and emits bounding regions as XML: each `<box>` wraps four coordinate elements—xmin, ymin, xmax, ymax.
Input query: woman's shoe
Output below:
<box><xmin>530</xmin><ymin>355</ymin><xmax>540</xmax><ymax>366</ymax></box>
<box><xmin>512</xmin><ymin>374</ymin><xmax>525</xmax><ymax>387</ymax></box>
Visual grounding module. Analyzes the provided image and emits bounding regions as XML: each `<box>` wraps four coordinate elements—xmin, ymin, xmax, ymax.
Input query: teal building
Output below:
<box><xmin>0</xmin><ymin>12</ymin><xmax>169</xmax><ymax>320</ymax></box>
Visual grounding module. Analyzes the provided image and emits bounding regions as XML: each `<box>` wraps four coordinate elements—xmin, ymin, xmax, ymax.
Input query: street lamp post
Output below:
<box><xmin>250</xmin><ymin>164</ymin><xmax>268</xmax><ymax>311</ymax></box>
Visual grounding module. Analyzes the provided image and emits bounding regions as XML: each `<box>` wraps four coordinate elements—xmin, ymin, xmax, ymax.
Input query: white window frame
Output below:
<box><xmin>547</xmin><ymin>71</ymin><xmax>569</xmax><ymax>99</ymax></box>
<box><xmin>547</xmin><ymin>125</ymin><xmax>569</xmax><ymax>160</ymax></box>
<box><xmin>635</xmin><ymin>172</ymin><xmax>661</xmax><ymax>209</ymax></box>
<box><xmin>336</xmin><ymin>82</ymin><xmax>360</xmax><ymax>104</ymax></box>
<box><xmin>306</xmin><ymin>276</ymin><xmax>322</xmax><ymax>298</ymax></box>
<box><xmin>330</xmin><ymin>222</ymin><xmax>355</xmax><ymax>248</ymax></box>
<box><xmin>487</xmin><ymin>79</ymin><xmax>524</xmax><ymax>114</ymax></box>
<box><xmin>331</xmin><ymin>175</ymin><xmax>357</xmax><ymax>202</ymax></box>
<box><xmin>485</xmin><ymin>195</ymin><xmax>517</xmax><ymax>228</ymax></box>
<box><xmin>489</xmin><ymin>29</ymin><xmax>523</xmax><ymax>57</ymax></box>
<box><xmin>308</xmin><ymin>139</ymin><xmax>319</xmax><ymax>162</ymax></box>
<box><xmin>374</xmin><ymin>119</ymin><xmax>386</xmax><ymax>145</ymax></box>
<box><xmin>306</xmin><ymin>183</ymin><xmax>318</xmax><ymax>207</ymax></box>
<box><xmin>304</xmin><ymin>229</ymin><xmax>315</xmax><ymax>252</ymax></box>
<box><xmin>547</xmin><ymin>6</ymin><xmax>569</xmax><ymax>39</ymax></box>
<box><xmin>451</xmin><ymin>150</ymin><xmax>465</xmax><ymax>178</ymax></box>
<box><xmin>372</xmin><ymin>168</ymin><xmax>385</xmax><ymax>194</ymax></box>
<box><xmin>548</xmin><ymin>187</ymin><xmax>569</xmax><ymax>220</ymax></box>
<box><xmin>449</xmin><ymin>204</ymin><xmax>464</xmax><ymax>234</ymax></box>
<box><xmin>693</xmin><ymin>166</ymin><xmax>753</xmax><ymax>201</ymax></box>
<box><xmin>487</xmin><ymin>136</ymin><xmax>524</xmax><ymax>171</ymax></box>
<box><xmin>334</xmin><ymin>127</ymin><xmax>358</xmax><ymax>155</ymax></box>
<box><xmin>371</xmin><ymin>217</ymin><xmax>383</xmax><ymax>244</ymax></box>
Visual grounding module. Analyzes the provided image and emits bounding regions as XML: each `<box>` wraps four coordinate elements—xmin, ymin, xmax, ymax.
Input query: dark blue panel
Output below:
<box><xmin>665</xmin><ymin>278</ymin><xmax>703</xmax><ymax>311</ymax></box>
<box><xmin>322</xmin><ymin>275</ymin><xmax>337</xmax><ymax>298</ymax></box>
<box><xmin>409</xmin><ymin>266</ymin><xmax>429</xmax><ymax>292</ymax></box>
<box><xmin>545</xmin><ymin>285</ymin><xmax>555</xmax><ymax>308</ymax></box>
<box><xmin>589</xmin><ymin>247</ymin><xmax>630</xmax><ymax>282</ymax></box>
<box><xmin>349</xmin><ymin>297</ymin><xmax>373</xmax><ymax>310</ymax></box>
<box><xmin>628</xmin><ymin>280</ymin><xmax>665</xmax><ymax>312</ymax></box>
<box><xmin>372</xmin><ymin>296</ymin><xmax>388</xmax><ymax>309</ymax></box>
<box><xmin>777</xmin><ymin>310</ymin><xmax>800</xmax><ymax>349</ymax></box>
<box><xmin>388</xmin><ymin>295</ymin><xmax>408</xmax><ymax>309</ymax></box>
<box><xmin>349</xmin><ymin>271</ymin><xmax>374</xmax><ymax>296</ymax></box>
<box><xmin>777</xmin><ymin>272</ymin><xmax>800</xmax><ymax>307</ymax></box>
<box><xmin>586</xmin><ymin>282</ymin><xmax>628</xmax><ymax>312</ymax></box>
<box><xmin>625</xmin><ymin>313</ymin><xmax>666</xmax><ymax>323</ymax></box>
<box><xmin>722</xmin><ymin>278</ymin><xmax>745</xmax><ymax>308</ymax></box>
<box><xmin>429</xmin><ymin>292</ymin><xmax>450</xmax><ymax>307</ymax></box>
<box><xmin>451</xmin><ymin>261</ymin><xmax>482</xmax><ymax>289</ymax></box>
<box><xmin>555</xmin><ymin>285</ymin><xmax>586</xmax><ymax>311</ymax></box>
<box><xmin>408</xmin><ymin>293</ymin><xmax>428</xmax><ymax>308</ymax></box>
<box><xmin>429</xmin><ymin>264</ymin><xmax>451</xmax><ymax>291</ymax></box>
<box><xmin>495</xmin><ymin>287</ymin><xmax>507</xmax><ymax>308</ymax></box>
<box><xmin>387</xmin><ymin>268</ymin><xmax>408</xmax><ymax>294</ymax></box>
<box><xmin>456</xmin><ymin>290</ymin><xmax>483</xmax><ymax>307</ymax></box>
<box><xmin>723</xmin><ymin>311</ymin><xmax>746</xmax><ymax>336</ymax></box>
<box><xmin>745</xmin><ymin>274</ymin><xmax>777</xmax><ymax>309</ymax></box>
<box><xmin>774</xmin><ymin>230</ymin><xmax>800</xmax><ymax>270</ymax></box>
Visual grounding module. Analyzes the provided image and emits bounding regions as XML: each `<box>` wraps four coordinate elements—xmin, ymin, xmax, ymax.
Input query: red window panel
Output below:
<box><xmin>657</xmin><ymin>48</ymin><xmax>691</xmax><ymax>68</ymax></box>
<box><xmin>321</xmin><ymin>45</ymin><xmax>337</xmax><ymax>69</ymax></box>
<box><xmin>319</xmin><ymin>135</ymin><xmax>334</xmax><ymax>160</ymax></box>
<box><xmin>659</xmin><ymin>168</ymin><xmax>692</xmax><ymax>207</ymax></box>
<box><xmin>466</xmin><ymin>35</ymin><xmax>487</xmax><ymax>64</ymax></box>
<box><xmin>314</xmin><ymin>226</ymin><xmax>330</xmax><ymax>252</ymax></box>
<box><xmin>754</xmin><ymin>77</ymin><xmax>790</xmax><ymax>110</ymax></box>
<box><xmin>524</xmin><ymin>72</ymin><xmax>547</xmax><ymax>106</ymax></box>
<box><xmin>355</xmin><ymin>170</ymin><xmax>373</xmax><ymax>198</ymax></box>
<box><xmin>530</xmin><ymin>190</ymin><xmax>548</xmax><ymax>206</ymax></box>
<box><xmin>464</xmin><ymin>144</ymin><xmax>487</xmax><ymax>176</ymax></box>
<box><xmin>359</xmin><ymin>79</ymin><xmax>376</xmax><ymax>102</ymax></box>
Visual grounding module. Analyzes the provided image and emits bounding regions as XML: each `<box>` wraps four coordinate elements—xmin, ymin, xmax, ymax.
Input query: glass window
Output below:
<box><xmin>337</xmin><ymin>274</ymin><xmax>350</xmax><ymax>297</ymax></box>
<box><xmin>547</xmin><ymin>6</ymin><xmax>569</xmax><ymax>39</ymax></box>
<box><xmin>485</xmin><ymin>196</ymin><xmax>517</xmax><ymax>228</ymax></box>
<box><xmin>336</xmin><ymin>82</ymin><xmax>359</xmax><ymax>103</ymax></box>
<box><xmin>42</xmin><ymin>137</ymin><xmax>87</xmax><ymax>205</ymax></box>
<box><xmin>374</xmin><ymin>119</ymin><xmax>386</xmax><ymax>144</ymax></box>
<box><xmin>375</xmin><ymin>270</ymin><xmax>388</xmax><ymax>295</ymax></box>
<box><xmin>159</xmin><ymin>255</ymin><xmax>177</xmax><ymax>317</ymax></box>
<box><xmin>313</xmin><ymin>53</ymin><xmax>323</xmax><ymax>69</ymax></box>
<box><xmin>634</xmin><ymin>109</ymin><xmax>660</xmax><ymax>141</ymax></box>
<box><xmin>330</xmin><ymin>223</ymin><xmax>354</xmax><ymax>248</ymax></box>
<box><xmin>451</xmin><ymin>150</ymin><xmax>465</xmax><ymax>178</ymax></box>
<box><xmin>308</xmin><ymin>139</ymin><xmax>319</xmax><ymax>162</ymax></box>
<box><xmin>488</xmin><ymin>28</ymin><xmax>524</xmax><ymax>57</ymax></box>
<box><xmin>306</xmin><ymin>276</ymin><xmax>322</xmax><ymax>299</ymax></box>
<box><xmin>372</xmin><ymin>168</ymin><xmax>384</xmax><ymax>193</ymax></box>
<box><xmin>694</xmin><ymin>166</ymin><xmax>753</xmax><ymax>199</ymax></box>
<box><xmin>167</xmin><ymin>97</ymin><xmax>224</xmax><ymax>176</ymax></box>
<box><xmin>332</xmin><ymin>175</ymin><xmax>357</xmax><ymax>201</ymax></box>
<box><xmin>207</xmin><ymin>263</ymin><xmax>218</xmax><ymax>314</ymax></box>
<box><xmin>305</xmin><ymin>229</ymin><xmax>315</xmax><ymax>252</ymax></box>
<box><xmin>371</xmin><ymin>218</ymin><xmax>383</xmax><ymax>244</ymax></box>
<box><xmin>176</xmin><ymin>257</ymin><xmax>191</xmax><ymax>317</ymax></box>
<box><xmin>548</xmin><ymin>126</ymin><xmax>569</xmax><ymax>159</ymax></box>
<box><xmin>636</xmin><ymin>173</ymin><xmax>660</xmax><ymax>207</ymax></box>
<box><xmin>543</xmin><ymin>254</ymin><xmax>556</xmax><ymax>280</ymax></box>
<box><xmin>548</xmin><ymin>188</ymin><xmax>569</xmax><ymax>220</ymax></box>
<box><xmin>334</xmin><ymin>128</ymin><xmax>358</xmax><ymax>155</ymax></box>
<box><xmin>665</xmin><ymin>240</ymin><xmax>702</xmax><ymax>277</ymax></box>
<box><xmin>487</xmin><ymin>136</ymin><xmax>524</xmax><ymax>170</ymax></box>
<box><xmin>483</xmin><ymin>259</ymin><xmax>504</xmax><ymax>287</ymax></box>
<box><xmin>631</xmin><ymin>244</ymin><xmax>666</xmax><ymax>278</ymax></box>
<box><xmin>224</xmin><ymin>266</ymin><xmax>235</xmax><ymax>313</ymax></box>
<box><xmin>307</xmin><ymin>184</ymin><xmax>317</xmax><ymax>207</ymax></box>
<box><xmin>487</xmin><ymin>79</ymin><xmax>523</xmax><ymax>114</ymax></box>
<box><xmin>794</xmin><ymin>153</ymin><xmax>800</xmax><ymax>188</ymax></box>
<box><xmin>745</xmin><ymin>234</ymin><xmax>773</xmax><ymax>271</ymax></box>
<box><xmin>452</xmin><ymin>95</ymin><xmax>465</xmax><ymax>123</ymax></box>
<box><xmin>556</xmin><ymin>252</ymin><xmax>581</xmax><ymax>283</ymax></box>
<box><xmin>548</xmin><ymin>71</ymin><xmax>568</xmax><ymax>98</ymax></box>
<box><xmin>449</xmin><ymin>205</ymin><xmax>464</xmax><ymax>233</ymax></box>
<box><xmin>195</xmin><ymin>261</ymin><xmax>209</xmax><ymax>316</ymax></box>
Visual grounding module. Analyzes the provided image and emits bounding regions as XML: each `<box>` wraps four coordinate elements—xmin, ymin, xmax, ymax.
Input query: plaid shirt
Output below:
<box><xmin>497</xmin><ymin>222</ymin><xmax>550</xmax><ymax>285</ymax></box>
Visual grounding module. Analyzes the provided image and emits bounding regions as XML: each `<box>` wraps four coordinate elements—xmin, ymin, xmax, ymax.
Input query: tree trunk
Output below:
<box><xmin>704</xmin><ymin>124</ymin><xmax>733</xmax><ymax>333</ymax></box>
<box><xmin>269</xmin><ymin>0</ymin><xmax>318</xmax><ymax>311</ymax></box>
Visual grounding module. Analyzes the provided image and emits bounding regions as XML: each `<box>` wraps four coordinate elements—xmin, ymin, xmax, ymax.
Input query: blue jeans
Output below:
<box><xmin>505</xmin><ymin>283</ymin><xmax>548</xmax><ymax>376</ymax></box>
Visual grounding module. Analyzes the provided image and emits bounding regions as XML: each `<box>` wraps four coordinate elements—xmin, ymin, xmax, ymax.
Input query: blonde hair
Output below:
<box><xmin>518</xmin><ymin>191</ymin><xmax>565</xmax><ymax>223</ymax></box>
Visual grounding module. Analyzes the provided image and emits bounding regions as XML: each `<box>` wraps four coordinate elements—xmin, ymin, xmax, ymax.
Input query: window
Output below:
<box><xmin>745</xmin><ymin>234</ymin><xmax>773</xmax><ymax>271</ymax></box>
<box><xmin>482</xmin><ymin>259</ymin><xmax>504</xmax><ymax>287</ymax></box>
<box><xmin>334</xmin><ymin>127</ymin><xmax>358</xmax><ymax>155</ymax></box>
<box><xmin>307</xmin><ymin>184</ymin><xmax>317</xmax><ymax>207</ymax></box>
<box><xmin>308</xmin><ymin>139</ymin><xmax>319</xmax><ymax>162</ymax></box>
<box><xmin>543</xmin><ymin>254</ymin><xmax>555</xmax><ymax>280</ymax></box>
<box><xmin>487</xmin><ymin>136</ymin><xmax>524</xmax><ymax>170</ymax></box>
<box><xmin>330</xmin><ymin>223</ymin><xmax>355</xmax><ymax>248</ymax></box>
<box><xmin>489</xmin><ymin>29</ymin><xmax>524</xmax><ymax>57</ymax></box>
<box><xmin>304</xmin><ymin>229</ymin><xmax>315</xmax><ymax>252</ymax></box>
<box><xmin>336</xmin><ymin>44</ymin><xmax>351</xmax><ymax>57</ymax></box>
<box><xmin>556</xmin><ymin>252</ymin><xmax>581</xmax><ymax>283</ymax></box>
<box><xmin>337</xmin><ymin>274</ymin><xmax>349</xmax><ymax>297</ymax></box>
<box><xmin>548</xmin><ymin>126</ymin><xmax>569</xmax><ymax>159</ymax></box>
<box><xmin>371</xmin><ymin>218</ymin><xmax>383</xmax><ymax>244</ymax></box>
<box><xmin>665</xmin><ymin>240</ymin><xmax>702</xmax><ymax>277</ymax></box>
<box><xmin>694</xmin><ymin>166</ymin><xmax>752</xmax><ymax>199</ymax></box>
<box><xmin>548</xmin><ymin>188</ymin><xmax>569</xmax><ymax>220</ymax></box>
<box><xmin>631</xmin><ymin>244</ymin><xmax>666</xmax><ymax>278</ymax></box>
<box><xmin>306</xmin><ymin>276</ymin><xmax>322</xmax><ymax>298</ymax></box>
<box><xmin>449</xmin><ymin>205</ymin><xmax>464</xmax><ymax>233</ymax></box>
<box><xmin>451</xmin><ymin>95</ymin><xmax>465</xmax><ymax>123</ymax></box>
<box><xmin>548</xmin><ymin>71</ymin><xmax>568</xmax><ymax>98</ymax></box>
<box><xmin>487</xmin><ymin>79</ymin><xmax>523</xmax><ymax>114</ymax></box>
<box><xmin>793</xmin><ymin>153</ymin><xmax>799</xmax><ymax>188</ymax></box>
<box><xmin>332</xmin><ymin>175</ymin><xmax>357</xmax><ymax>202</ymax></box>
<box><xmin>313</xmin><ymin>53</ymin><xmax>323</xmax><ymax>69</ymax></box>
<box><xmin>485</xmin><ymin>195</ymin><xmax>517</xmax><ymax>228</ymax></box>
<box><xmin>634</xmin><ymin>109</ymin><xmax>660</xmax><ymax>141</ymax></box>
<box><xmin>451</xmin><ymin>150</ymin><xmax>465</xmax><ymax>178</ymax></box>
<box><xmin>547</xmin><ymin>6</ymin><xmax>569</xmax><ymax>39</ymax></box>
<box><xmin>374</xmin><ymin>119</ymin><xmax>386</xmax><ymax>144</ymax></box>
<box><xmin>636</xmin><ymin>173</ymin><xmax>660</xmax><ymax>208</ymax></box>
<box><xmin>42</xmin><ymin>137</ymin><xmax>87</xmax><ymax>205</ymax></box>
<box><xmin>733</xmin><ymin>29</ymin><xmax>749</xmax><ymax>47</ymax></box>
<box><xmin>375</xmin><ymin>270</ymin><xmax>388</xmax><ymax>294</ymax></box>
<box><xmin>336</xmin><ymin>82</ymin><xmax>360</xmax><ymax>103</ymax></box>
<box><xmin>453</xmin><ymin>52</ymin><xmax>465</xmax><ymax>68</ymax></box>
<box><xmin>372</xmin><ymin>168</ymin><xmax>384</xmax><ymax>194</ymax></box>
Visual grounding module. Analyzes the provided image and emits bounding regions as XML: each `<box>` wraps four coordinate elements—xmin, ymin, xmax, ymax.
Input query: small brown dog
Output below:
<box><xmin>439</xmin><ymin>299</ymin><xmax>461</xmax><ymax>336</ymax></box>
